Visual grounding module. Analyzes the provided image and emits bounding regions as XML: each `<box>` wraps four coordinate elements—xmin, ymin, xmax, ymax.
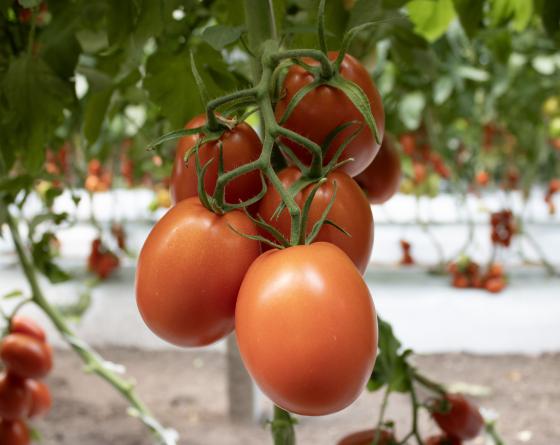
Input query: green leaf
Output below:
<box><xmin>541</xmin><ymin>0</ymin><xmax>560</xmax><ymax>39</ymax></box>
<box><xmin>31</xmin><ymin>232</ymin><xmax>71</xmax><ymax>284</ymax></box>
<box><xmin>452</xmin><ymin>0</ymin><xmax>483</xmax><ymax>38</ymax></box>
<box><xmin>433</xmin><ymin>76</ymin><xmax>454</xmax><ymax>104</ymax></box>
<box><xmin>407</xmin><ymin>0</ymin><xmax>457</xmax><ymax>42</ymax></box>
<box><xmin>202</xmin><ymin>25</ymin><xmax>244</xmax><ymax>50</ymax></box>
<box><xmin>134</xmin><ymin>0</ymin><xmax>164</xmax><ymax>43</ymax></box>
<box><xmin>348</xmin><ymin>0</ymin><xmax>384</xmax><ymax>28</ymax></box>
<box><xmin>106</xmin><ymin>0</ymin><xmax>139</xmax><ymax>48</ymax></box>
<box><xmin>489</xmin><ymin>0</ymin><xmax>533</xmax><ymax>31</ymax></box>
<box><xmin>2</xmin><ymin>290</ymin><xmax>23</xmax><ymax>300</ymax></box>
<box><xmin>83</xmin><ymin>89</ymin><xmax>114</xmax><ymax>145</ymax></box>
<box><xmin>399</xmin><ymin>91</ymin><xmax>426</xmax><ymax>129</ymax></box>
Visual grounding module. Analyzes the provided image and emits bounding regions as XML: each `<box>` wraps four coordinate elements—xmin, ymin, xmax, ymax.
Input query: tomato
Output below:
<box><xmin>400</xmin><ymin>133</ymin><xmax>416</xmax><ymax>155</ymax></box>
<box><xmin>0</xmin><ymin>334</ymin><xmax>53</xmax><ymax>379</ymax></box>
<box><xmin>0</xmin><ymin>373</ymin><xmax>31</xmax><ymax>421</ymax></box>
<box><xmin>26</xmin><ymin>380</ymin><xmax>51</xmax><ymax>418</ymax></box>
<box><xmin>425</xmin><ymin>435</ymin><xmax>462</xmax><ymax>445</ymax></box>
<box><xmin>338</xmin><ymin>428</ymin><xmax>396</xmax><ymax>445</ymax></box>
<box><xmin>136</xmin><ymin>197</ymin><xmax>261</xmax><ymax>347</ymax></box>
<box><xmin>0</xmin><ymin>419</ymin><xmax>30</xmax><ymax>445</ymax></box>
<box><xmin>431</xmin><ymin>394</ymin><xmax>484</xmax><ymax>440</ymax></box>
<box><xmin>10</xmin><ymin>316</ymin><xmax>46</xmax><ymax>342</ymax></box>
<box><xmin>355</xmin><ymin>136</ymin><xmax>401</xmax><ymax>204</ymax></box>
<box><xmin>171</xmin><ymin>114</ymin><xmax>262</xmax><ymax>205</ymax></box>
<box><xmin>94</xmin><ymin>252</ymin><xmax>120</xmax><ymax>280</ymax></box>
<box><xmin>484</xmin><ymin>277</ymin><xmax>506</xmax><ymax>293</ymax></box>
<box><xmin>258</xmin><ymin>167</ymin><xmax>374</xmax><ymax>274</ymax></box>
<box><xmin>275</xmin><ymin>52</ymin><xmax>385</xmax><ymax>177</ymax></box>
<box><xmin>235</xmin><ymin>242</ymin><xmax>377</xmax><ymax>415</ymax></box>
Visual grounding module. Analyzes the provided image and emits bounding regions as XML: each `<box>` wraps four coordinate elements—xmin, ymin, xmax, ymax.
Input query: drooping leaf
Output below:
<box><xmin>202</xmin><ymin>25</ymin><xmax>244</xmax><ymax>50</ymax></box>
<box><xmin>407</xmin><ymin>0</ymin><xmax>457</xmax><ymax>42</ymax></box>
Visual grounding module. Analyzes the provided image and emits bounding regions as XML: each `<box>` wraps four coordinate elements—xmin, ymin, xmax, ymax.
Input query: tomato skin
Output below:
<box><xmin>338</xmin><ymin>428</ymin><xmax>396</xmax><ymax>445</ymax></box>
<box><xmin>136</xmin><ymin>198</ymin><xmax>261</xmax><ymax>347</ymax></box>
<box><xmin>26</xmin><ymin>380</ymin><xmax>51</xmax><ymax>418</ymax></box>
<box><xmin>355</xmin><ymin>136</ymin><xmax>402</xmax><ymax>204</ymax></box>
<box><xmin>257</xmin><ymin>167</ymin><xmax>374</xmax><ymax>274</ymax></box>
<box><xmin>275</xmin><ymin>52</ymin><xmax>385</xmax><ymax>177</ymax></box>
<box><xmin>425</xmin><ymin>435</ymin><xmax>462</xmax><ymax>445</ymax></box>
<box><xmin>0</xmin><ymin>419</ymin><xmax>30</xmax><ymax>445</ymax></box>
<box><xmin>432</xmin><ymin>394</ymin><xmax>483</xmax><ymax>440</ymax></box>
<box><xmin>0</xmin><ymin>334</ymin><xmax>53</xmax><ymax>379</ymax></box>
<box><xmin>171</xmin><ymin>115</ymin><xmax>262</xmax><ymax>205</ymax></box>
<box><xmin>0</xmin><ymin>373</ymin><xmax>31</xmax><ymax>421</ymax></box>
<box><xmin>235</xmin><ymin>243</ymin><xmax>378</xmax><ymax>415</ymax></box>
<box><xmin>10</xmin><ymin>316</ymin><xmax>46</xmax><ymax>342</ymax></box>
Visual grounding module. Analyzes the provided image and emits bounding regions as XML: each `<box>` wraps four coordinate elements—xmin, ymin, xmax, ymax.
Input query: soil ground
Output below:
<box><xmin>30</xmin><ymin>348</ymin><xmax>559</xmax><ymax>445</ymax></box>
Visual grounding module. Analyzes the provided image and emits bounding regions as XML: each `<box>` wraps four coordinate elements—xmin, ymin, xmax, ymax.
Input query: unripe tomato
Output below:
<box><xmin>0</xmin><ymin>373</ymin><xmax>31</xmax><ymax>421</ymax></box>
<box><xmin>136</xmin><ymin>198</ymin><xmax>261</xmax><ymax>347</ymax></box>
<box><xmin>0</xmin><ymin>419</ymin><xmax>30</xmax><ymax>445</ymax></box>
<box><xmin>425</xmin><ymin>435</ymin><xmax>462</xmax><ymax>445</ymax></box>
<box><xmin>338</xmin><ymin>428</ymin><xmax>396</xmax><ymax>445</ymax></box>
<box><xmin>236</xmin><ymin>243</ymin><xmax>378</xmax><ymax>415</ymax></box>
<box><xmin>355</xmin><ymin>136</ymin><xmax>402</xmax><ymax>204</ymax></box>
<box><xmin>10</xmin><ymin>316</ymin><xmax>46</xmax><ymax>342</ymax></box>
<box><xmin>26</xmin><ymin>380</ymin><xmax>52</xmax><ymax>418</ymax></box>
<box><xmin>431</xmin><ymin>394</ymin><xmax>483</xmax><ymax>440</ymax></box>
<box><xmin>275</xmin><ymin>52</ymin><xmax>385</xmax><ymax>177</ymax></box>
<box><xmin>0</xmin><ymin>334</ymin><xmax>53</xmax><ymax>379</ymax></box>
<box><xmin>258</xmin><ymin>167</ymin><xmax>374</xmax><ymax>274</ymax></box>
<box><xmin>171</xmin><ymin>115</ymin><xmax>262</xmax><ymax>205</ymax></box>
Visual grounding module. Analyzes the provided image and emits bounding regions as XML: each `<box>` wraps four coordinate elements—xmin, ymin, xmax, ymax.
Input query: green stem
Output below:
<box><xmin>4</xmin><ymin>209</ymin><xmax>175</xmax><ymax>445</ymax></box>
<box><xmin>371</xmin><ymin>387</ymin><xmax>390</xmax><ymax>445</ymax></box>
<box><xmin>273</xmin><ymin>49</ymin><xmax>333</xmax><ymax>79</ymax></box>
<box><xmin>486</xmin><ymin>421</ymin><xmax>505</xmax><ymax>445</ymax></box>
<box><xmin>412</xmin><ymin>370</ymin><xmax>447</xmax><ymax>395</ymax></box>
<box><xmin>271</xmin><ymin>405</ymin><xmax>296</xmax><ymax>445</ymax></box>
<box><xmin>523</xmin><ymin>230</ymin><xmax>558</xmax><ymax>276</ymax></box>
<box><xmin>317</xmin><ymin>0</ymin><xmax>328</xmax><ymax>55</ymax></box>
<box><xmin>408</xmin><ymin>377</ymin><xmax>424</xmax><ymax>445</ymax></box>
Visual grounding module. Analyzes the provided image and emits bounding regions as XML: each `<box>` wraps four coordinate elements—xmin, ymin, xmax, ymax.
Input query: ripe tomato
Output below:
<box><xmin>355</xmin><ymin>136</ymin><xmax>401</xmax><ymax>204</ymax></box>
<box><xmin>0</xmin><ymin>373</ymin><xmax>31</xmax><ymax>421</ymax></box>
<box><xmin>171</xmin><ymin>114</ymin><xmax>262</xmax><ymax>205</ymax></box>
<box><xmin>26</xmin><ymin>380</ymin><xmax>51</xmax><ymax>418</ymax></box>
<box><xmin>136</xmin><ymin>197</ymin><xmax>261</xmax><ymax>347</ymax></box>
<box><xmin>95</xmin><ymin>252</ymin><xmax>120</xmax><ymax>280</ymax></box>
<box><xmin>0</xmin><ymin>334</ymin><xmax>53</xmax><ymax>379</ymax></box>
<box><xmin>258</xmin><ymin>167</ymin><xmax>374</xmax><ymax>274</ymax></box>
<box><xmin>338</xmin><ymin>428</ymin><xmax>396</xmax><ymax>445</ymax></box>
<box><xmin>275</xmin><ymin>52</ymin><xmax>385</xmax><ymax>177</ymax></box>
<box><xmin>10</xmin><ymin>316</ymin><xmax>46</xmax><ymax>342</ymax></box>
<box><xmin>235</xmin><ymin>242</ymin><xmax>378</xmax><ymax>415</ymax></box>
<box><xmin>425</xmin><ymin>435</ymin><xmax>462</xmax><ymax>445</ymax></box>
<box><xmin>431</xmin><ymin>394</ymin><xmax>483</xmax><ymax>440</ymax></box>
<box><xmin>0</xmin><ymin>419</ymin><xmax>30</xmax><ymax>445</ymax></box>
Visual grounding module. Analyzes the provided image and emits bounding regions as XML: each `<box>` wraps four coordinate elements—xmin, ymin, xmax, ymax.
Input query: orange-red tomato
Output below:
<box><xmin>355</xmin><ymin>136</ymin><xmax>402</xmax><ymax>204</ymax></box>
<box><xmin>338</xmin><ymin>428</ymin><xmax>396</xmax><ymax>445</ymax></box>
<box><xmin>10</xmin><ymin>316</ymin><xmax>46</xmax><ymax>342</ymax></box>
<box><xmin>258</xmin><ymin>167</ymin><xmax>374</xmax><ymax>274</ymax></box>
<box><xmin>0</xmin><ymin>334</ymin><xmax>53</xmax><ymax>379</ymax></box>
<box><xmin>0</xmin><ymin>374</ymin><xmax>31</xmax><ymax>421</ymax></box>
<box><xmin>236</xmin><ymin>243</ymin><xmax>378</xmax><ymax>415</ymax></box>
<box><xmin>425</xmin><ymin>435</ymin><xmax>462</xmax><ymax>445</ymax></box>
<box><xmin>26</xmin><ymin>380</ymin><xmax>51</xmax><ymax>418</ymax></box>
<box><xmin>136</xmin><ymin>198</ymin><xmax>261</xmax><ymax>347</ymax></box>
<box><xmin>432</xmin><ymin>394</ymin><xmax>484</xmax><ymax>440</ymax></box>
<box><xmin>0</xmin><ymin>419</ymin><xmax>30</xmax><ymax>445</ymax></box>
<box><xmin>275</xmin><ymin>52</ymin><xmax>385</xmax><ymax>177</ymax></box>
<box><xmin>171</xmin><ymin>114</ymin><xmax>262</xmax><ymax>205</ymax></box>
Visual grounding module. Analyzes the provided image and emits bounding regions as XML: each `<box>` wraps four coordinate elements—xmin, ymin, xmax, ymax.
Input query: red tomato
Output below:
<box><xmin>0</xmin><ymin>373</ymin><xmax>31</xmax><ymax>421</ymax></box>
<box><xmin>432</xmin><ymin>394</ymin><xmax>484</xmax><ymax>440</ymax></box>
<box><xmin>338</xmin><ymin>428</ymin><xmax>396</xmax><ymax>445</ymax></box>
<box><xmin>484</xmin><ymin>277</ymin><xmax>506</xmax><ymax>293</ymax></box>
<box><xmin>355</xmin><ymin>136</ymin><xmax>402</xmax><ymax>204</ymax></box>
<box><xmin>235</xmin><ymin>243</ymin><xmax>378</xmax><ymax>415</ymax></box>
<box><xmin>425</xmin><ymin>435</ymin><xmax>462</xmax><ymax>445</ymax></box>
<box><xmin>275</xmin><ymin>52</ymin><xmax>385</xmax><ymax>177</ymax></box>
<box><xmin>0</xmin><ymin>419</ymin><xmax>30</xmax><ymax>445</ymax></box>
<box><xmin>0</xmin><ymin>334</ymin><xmax>53</xmax><ymax>379</ymax></box>
<box><xmin>400</xmin><ymin>133</ymin><xmax>416</xmax><ymax>155</ymax></box>
<box><xmin>136</xmin><ymin>198</ymin><xmax>261</xmax><ymax>347</ymax></box>
<box><xmin>171</xmin><ymin>115</ymin><xmax>262</xmax><ymax>205</ymax></box>
<box><xmin>94</xmin><ymin>252</ymin><xmax>120</xmax><ymax>280</ymax></box>
<box><xmin>10</xmin><ymin>316</ymin><xmax>46</xmax><ymax>342</ymax></box>
<box><xmin>26</xmin><ymin>380</ymin><xmax>52</xmax><ymax>418</ymax></box>
<box><xmin>258</xmin><ymin>167</ymin><xmax>374</xmax><ymax>274</ymax></box>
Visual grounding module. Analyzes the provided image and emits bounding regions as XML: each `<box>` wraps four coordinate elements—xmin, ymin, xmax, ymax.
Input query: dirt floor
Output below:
<box><xmin>30</xmin><ymin>348</ymin><xmax>559</xmax><ymax>445</ymax></box>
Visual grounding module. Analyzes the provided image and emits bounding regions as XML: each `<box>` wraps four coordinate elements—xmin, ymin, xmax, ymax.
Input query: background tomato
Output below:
<box><xmin>355</xmin><ymin>136</ymin><xmax>402</xmax><ymax>204</ymax></box>
<box><xmin>258</xmin><ymin>167</ymin><xmax>374</xmax><ymax>273</ymax></box>
<box><xmin>275</xmin><ymin>52</ymin><xmax>385</xmax><ymax>177</ymax></box>
<box><xmin>0</xmin><ymin>419</ymin><xmax>30</xmax><ymax>445</ymax></box>
<box><xmin>432</xmin><ymin>394</ymin><xmax>483</xmax><ymax>440</ymax></box>
<box><xmin>338</xmin><ymin>428</ymin><xmax>396</xmax><ymax>445</ymax></box>
<box><xmin>26</xmin><ymin>380</ymin><xmax>51</xmax><ymax>418</ymax></box>
<box><xmin>235</xmin><ymin>242</ymin><xmax>377</xmax><ymax>415</ymax></box>
<box><xmin>0</xmin><ymin>334</ymin><xmax>53</xmax><ymax>379</ymax></box>
<box><xmin>171</xmin><ymin>115</ymin><xmax>262</xmax><ymax>205</ymax></box>
<box><xmin>10</xmin><ymin>316</ymin><xmax>46</xmax><ymax>342</ymax></box>
<box><xmin>0</xmin><ymin>373</ymin><xmax>31</xmax><ymax>421</ymax></box>
<box><xmin>425</xmin><ymin>435</ymin><xmax>462</xmax><ymax>445</ymax></box>
<box><xmin>136</xmin><ymin>198</ymin><xmax>261</xmax><ymax>347</ymax></box>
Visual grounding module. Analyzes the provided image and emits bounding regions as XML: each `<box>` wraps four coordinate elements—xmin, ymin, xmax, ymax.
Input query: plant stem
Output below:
<box><xmin>4</xmin><ymin>208</ymin><xmax>175</xmax><ymax>445</ymax></box>
<box><xmin>523</xmin><ymin>230</ymin><xmax>558</xmax><ymax>276</ymax></box>
<box><xmin>271</xmin><ymin>405</ymin><xmax>296</xmax><ymax>445</ymax></box>
<box><xmin>372</xmin><ymin>387</ymin><xmax>390</xmax><ymax>444</ymax></box>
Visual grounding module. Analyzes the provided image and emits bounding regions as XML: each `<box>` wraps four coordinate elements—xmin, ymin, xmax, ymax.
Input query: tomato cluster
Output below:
<box><xmin>449</xmin><ymin>259</ymin><xmax>506</xmax><ymax>293</ymax></box>
<box><xmin>85</xmin><ymin>160</ymin><xmax>113</xmax><ymax>193</ymax></box>
<box><xmin>430</xmin><ymin>394</ymin><xmax>484</xmax><ymax>443</ymax></box>
<box><xmin>0</xmin><ymin>316</ymin><xmax>53</xmax><ymax>445</ymax></box>
<box><xmin>490</xmin><ymin>210</ymin><xmax>516</xmax><ymax>247</ymax></box>
<box><xmin>88</xmin><ymin>239</ymin><xmax>120</xmax><ymax>280</ymax></box>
